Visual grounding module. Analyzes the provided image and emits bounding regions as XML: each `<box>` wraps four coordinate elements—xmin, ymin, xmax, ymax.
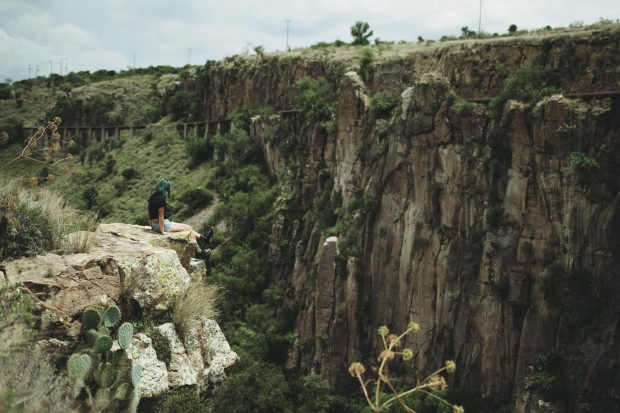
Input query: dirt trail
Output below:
<box><xmin>185</xmin><ymin>195</ymin><xmax>220</xmax><ymax>232</ymax></box>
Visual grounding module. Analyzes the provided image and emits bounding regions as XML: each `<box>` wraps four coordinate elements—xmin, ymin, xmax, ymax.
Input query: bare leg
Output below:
<box><xmin>169</xmin><ymin>223</ymin><xmax>202</xmax><ymax>240</ymax></box>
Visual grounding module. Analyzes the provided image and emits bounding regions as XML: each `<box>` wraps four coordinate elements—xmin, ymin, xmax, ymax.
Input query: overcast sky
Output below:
<box><xmin>1</xmin><ymin>0</ymin><xmax>619</xmax><ymax>82</ymax></box>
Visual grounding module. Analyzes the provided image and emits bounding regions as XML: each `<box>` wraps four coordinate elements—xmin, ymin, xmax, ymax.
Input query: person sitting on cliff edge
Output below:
<box><xmin>147</xmin><ymin>178</ymin><xmax>205</xmax><ymax>244</ymax></box>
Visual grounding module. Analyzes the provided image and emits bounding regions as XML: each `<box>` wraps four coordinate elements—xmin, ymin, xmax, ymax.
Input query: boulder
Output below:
<box><xmin>3</xmin><ymin>224</ymin><xmax>195</xmax><ymax>323</ymax></box>
<box><xmin>184</xmin><ymin>318</ymin><xmax>239</xmax><ymax>388</ymax></box>
<box><xmin>97</xmin><ymin>223</ymin><xmax>198</xmax><ymax>270</ymax></box>
<box><xmin>127</xmin><ymin>333</ymin><xmax>169</xmax><ymax>398</ymax></box>
<box><xmin>154</xmin><ymin>323</ymin><xmax>199</xmax><ymax>388</ymax></box>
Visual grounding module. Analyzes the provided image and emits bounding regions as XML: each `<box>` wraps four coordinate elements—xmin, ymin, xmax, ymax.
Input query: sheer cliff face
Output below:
<box><xmin>200</xmin><ymin>28</ymin><xmax>620</xmax><ymax>411</ymax></box>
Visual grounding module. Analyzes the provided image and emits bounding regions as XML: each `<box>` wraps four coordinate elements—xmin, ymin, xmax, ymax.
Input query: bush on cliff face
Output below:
<box><xmin>489</xmin><ymin>65</ymin><xmax>560</xmax><ymax>113</ymax></box>
<box><xmin>297</xmin><ymin>76</ymin><xmax>335</xmax><ymax>127</ymax></box>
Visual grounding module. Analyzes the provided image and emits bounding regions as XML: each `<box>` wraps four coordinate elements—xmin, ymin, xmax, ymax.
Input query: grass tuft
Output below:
<box><xmin>172</xmin><ymin>283</ymin><xmax>221</xmax><ymax>338</ymax></box>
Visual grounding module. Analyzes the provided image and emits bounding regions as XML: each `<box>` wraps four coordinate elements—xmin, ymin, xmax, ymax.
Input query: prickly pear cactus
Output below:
<box><xmin>104</xmin><ymin>305</ymin><xmax>121</xmax><ymax>327</ymax></box>
<box><xmin>68</xmin><ymin>353</ymin><xmax>92</xmax><ymax>379</ymax></box>
<box><xmin>67</xmin><ymin>305</ymin><xmax>142</xmax><ymax>412</ymax></box>
<box><xmin>115</xmin><ymin>383</ymin><xmax>131</xmax><ymax>401</ymax></box>
<box><xmin>95</xmin><ymin>335</ymin><xmax>113</xmax><ymax>354</ymax></box>
<box><xmin>82</xmin><ymin>308</ymin><xmax>102</xmax><ymax>330</ymax></box>
<box><xmin>94</xmin><ymin>362</ymin><xmax>117</xmax><ymax>388</ymax></box>
<box><xmin>118</xmin><ymin>322</ymin><xmax>134</xmax><ymax>350</ymax></box>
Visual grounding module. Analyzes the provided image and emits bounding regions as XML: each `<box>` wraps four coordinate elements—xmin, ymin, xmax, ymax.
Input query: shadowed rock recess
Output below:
<box><xmin>188</xmin><ymin>28</ymin><xmax>620</xmax><ymax>411</ymax></box>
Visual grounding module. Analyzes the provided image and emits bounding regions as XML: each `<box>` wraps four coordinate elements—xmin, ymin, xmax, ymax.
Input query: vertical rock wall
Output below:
<box><xmin>197</xmin><ymin>28</ymin><xmax>620</xmax><ymax>412</ymax></box>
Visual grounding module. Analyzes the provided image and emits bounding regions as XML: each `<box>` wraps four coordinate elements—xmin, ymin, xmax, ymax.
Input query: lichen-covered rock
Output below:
<box><xmin>188</xmin><ymin>258</ymin><xmax>206</xmax><ymax>280</ymax></box>
<box><xmin>128</xmin><ymin>250</ymin><xmax>190</xmax><ymax>311</ymax></box>
<box><xmin>184</xmin><ymin>318</ymin><xmax>238</xmax><ymax>388</ymax></box>
<box><xmin>97</xmin><ymin>223</ymin><xmax>197</xmax><ymax>270</ymax></box>
<box><xmin>127</xmin><ymin>333</ymin><xmax>169</xmax><ymax>398</ymax></box>
<box><xmin>3</xmin><ymin>224</ymin><xmax>194</xmax><ymax>338</ymax></box>
<box><xmin>154</xmin><ymin>323</ymin><xmax>199</xmax><ymax>388</ymax></box>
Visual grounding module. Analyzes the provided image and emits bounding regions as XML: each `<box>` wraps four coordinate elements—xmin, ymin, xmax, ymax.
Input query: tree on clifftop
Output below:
<box><xmin>350</xmin><ymin>21</ymin><xmax>373</xmax><ymax>45</ymax></box>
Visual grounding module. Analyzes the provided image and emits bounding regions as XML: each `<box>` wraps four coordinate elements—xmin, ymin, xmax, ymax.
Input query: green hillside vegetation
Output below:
<box><xmin>0</xmin><ymin>129</ymin><xmax>213</xmax><ymax>225</ymax></box>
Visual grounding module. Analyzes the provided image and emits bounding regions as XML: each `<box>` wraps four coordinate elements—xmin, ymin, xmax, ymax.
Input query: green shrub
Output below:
<box><xmin>87</xmin><ymin>146</ymin><xmax>106</xmax><ymax>165</ymax></box>
<box><xmin>152</xmin><ymin>387</ymin><xmax>211</xmax><ymax>413</ymax></box>
<box><xmin>178</xmin><ymin>187</ymin><xmax>214</xmax><ymax>210</ymax></box>
<box><xmin>104</xmin><ymin>155</ymin><xmax>116</xmax><ymax>175</ymax></box>
<box><xmin>294</xmin><ymin>374</ymin><xmax>365</xmax><ymax>413</ymax></box>
<box><xmin>350</xmin><ymin>21</ymin><xmax>373</xmax><ymax>45</ymax></box>
<box><xmin>370</xmin><ymin>91</ymin><xmax>398</xmax><ymax>119</ymax></box>
<box><xmin>167</xmin><ymin>90</ymin><xmax>202</xmax><ymax>122</ymax></box>
<box><xmin>448</xmin><ymin>89</ymin><xmax>475</xmax><ymax>113</ymax></box>
<box><xmin>150</xmin><ymin>329</ymin><xmax>172</xmax><ymax>367</ymax></box>
<box><xmin>211</xmin><ymin>361</ymin><xmax>293</xmax><ymax>413</ymax></box>
<box><xmin>569</xmin><ymin>152</ymin><xmax>600</xmax><ymax>171</ymax></box>
<box><xmin>185</xmin><ymin>137</ymin><xmax>212</xmax><ymax>166</ymax></box>
<box><xmin>297</xmin><ymin>77</ymin><xmax>334</xmax><ymax>126</ymax></box>
<box><xmin>359</xmin><ymin>48</ymin><xmax>375</xmax><ymax>74</ymax></box>
<box><xmin>0</xmin><ymin>118</ymin><xmax>25</xmax><ymax>146</ymax></box>
<box><xmin>0</xmin><ymin>83</ymin><xmax>11</xmax><ymax>99</ymax></box>
<box><xmin>82</xmin><ymin>187</ymin><xmax>99</xmax><ymax>209</ymax></box>
<box><xmin>121</xmin><ymin>167</ymin><xmax>138</xmax><ymax>180</ymax></box>
<box><xmin>530</xmin><ymin>371</ymin><xmax>564</xmax><ymax>399</ymax></box>
<box><xmin>489</xmin><ymin>65</ymin><xmax>560</xmax><ymax>112</ymax></box>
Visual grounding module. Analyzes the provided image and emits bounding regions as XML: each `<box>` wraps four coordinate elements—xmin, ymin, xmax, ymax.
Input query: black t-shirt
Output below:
<box><xmin>148</xmin><ymin>193</ymin><xmax>168</xmax><ymax>220</ymax></box>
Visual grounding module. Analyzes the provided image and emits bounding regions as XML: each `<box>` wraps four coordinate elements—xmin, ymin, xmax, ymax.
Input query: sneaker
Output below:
<box><xmin>198</xmin><ymin>248</ymin><xmax>212</xmax><ymax>258</ymax></box>
<box><xmin>204</xmin><ymin>226</ymin><xmax>214</xmax><ymax>243</ymax></box>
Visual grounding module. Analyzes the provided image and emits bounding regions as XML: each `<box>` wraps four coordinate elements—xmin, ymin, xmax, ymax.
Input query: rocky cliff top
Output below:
<box><xmin>2</xmin><ymin>223</ymin><xmax>237</xmax><ymax>399</ymax></box>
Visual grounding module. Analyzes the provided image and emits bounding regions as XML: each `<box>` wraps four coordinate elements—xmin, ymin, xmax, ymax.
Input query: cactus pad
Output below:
<box><xmin>131</xmin><ymin>364</ymin><xmax>142</xmax><ymax>387</ymax></box>
<box><xmin>94</xmin><ymin>387</ymin><xmax>111</xmax><ymax>411</ymax></box>
<box><xmin>85</xmin><ymin>329</ymin><xmax>99</xmax><ymax>346</ymax></box>
<box><xmin>82</xmin><ymin>308</ymin><xmax>102</xmax><ymax>330</ymax></box>
<box><xmin>104</xmin><ymin>305</ymin><xmax>121</xmax><ymax>327</ymax></box>
<box><xmin>94</xmin><ymin>362</ymin><xmax>117</xmax><ymax>388</ymax></box>
<box><xmin>115</xmin><ymin>383</ymin><xmax>131</xmax><ymax>401</ymax></box>
<box><xmin>95</xmin><ymin>335</ymin><xmax>114</xmax><ymax>353</ymax></box>
<box><xmin>118</xmin><ymin>322</ymin><xmax>134</xmax><ymax>350</ymax></box>
<box><xmin>68</xmin><ymin>353</ymin><xmax>91</xmax><ymax>379</ymax></box>
<box><xmin>98</xmin><ymin>325</ymin><xmax>111</xmax><ymax>337</ymax></box>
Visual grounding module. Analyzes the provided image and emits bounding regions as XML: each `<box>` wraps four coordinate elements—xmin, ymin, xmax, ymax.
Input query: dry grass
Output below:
<box><xmin>0</xmin><ymin>179</ymin><xmax>95</xmax><ymax>258</ymax></box>
<box><xmin>60</xmin><ymin>230</ymin><xmax>95</xmax><ymax>254</ymax></box>
<box><xmin>0</xmin><ymin>320</ymin><xmax>77</xmax><ymax>413</ymax></box>
<box><xmin>172</xmin><ymin>282</ymin><xmax>221</xmax><ymax>338</ymax></box>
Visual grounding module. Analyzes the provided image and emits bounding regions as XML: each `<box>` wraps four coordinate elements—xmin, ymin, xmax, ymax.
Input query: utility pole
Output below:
<box><xmin>65</xmin><ymin>57</ymin><xmax>68</xmax><ymax>74</ymax></box>
<box><xmin>59</xmin><ymin>57</ymin><xmax>63</xmax><ymax>75</ymax></box>
<box><xmin>478</xmin><ymin>0</ymin><xmax>482</xmax><ymax>35</ymax></box>
<box><xmin>285</xmin><ymin>19</ymin><xmax>291</xmax><ymax>51</ymax></box>
<box><xmin>50</xmin><ymin>60</ymin><xmax>53</xmax><ymax>75</ymax></box>
<box><xmin>35</xmin><ymin>66</ymin><xmax>39</xmax><ymax>77</ymax></box>
<box><xmin>28</xmin><ymin>65</ymin><xmax>32</xmax><ymax>78</ymax></box>
<box><xmin>133</xmin><ymin>53</ymin><xmax>137</xmax><ymax>69</ymax></box>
